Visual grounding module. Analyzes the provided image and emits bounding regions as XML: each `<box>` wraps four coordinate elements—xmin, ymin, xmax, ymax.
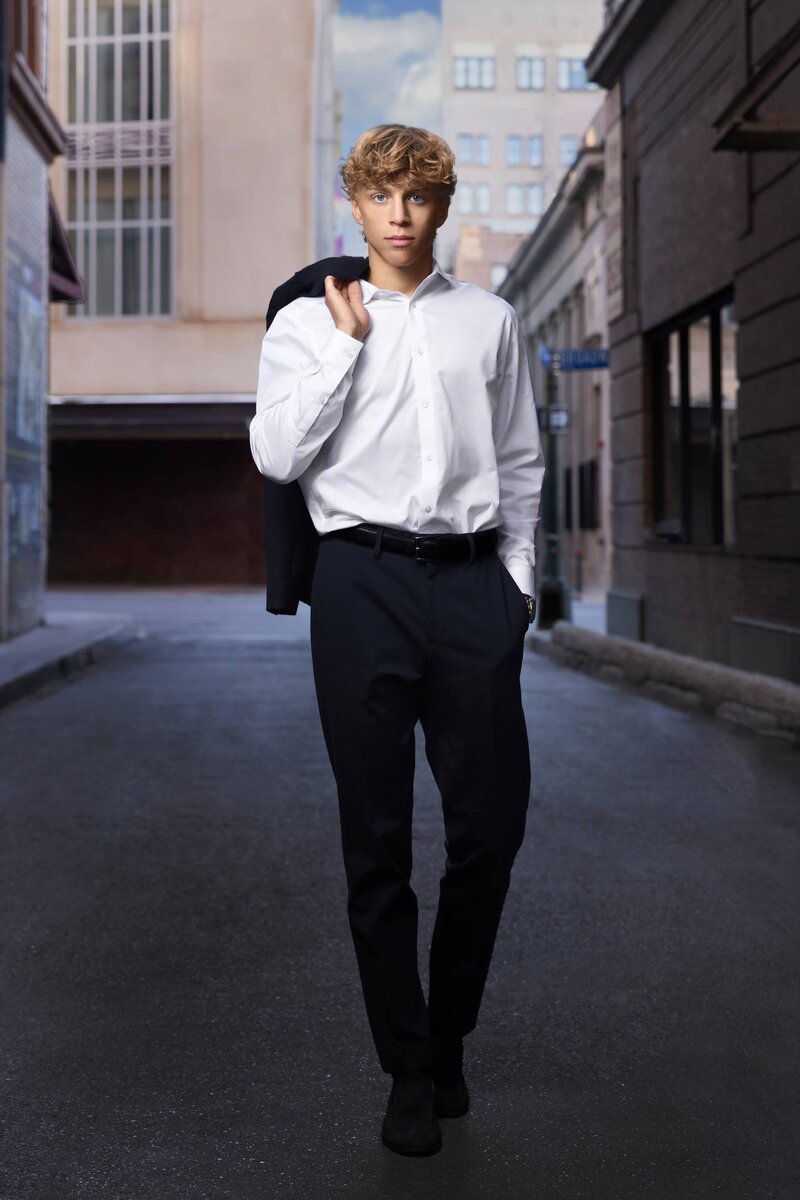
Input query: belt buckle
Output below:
<box><xmin>414</xmin><ymin>534</ymin><xmax>430</xmax><ymax>560</ymax></box>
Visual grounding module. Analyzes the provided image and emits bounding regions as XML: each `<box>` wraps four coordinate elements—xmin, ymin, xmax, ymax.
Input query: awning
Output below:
<box><xmin>49</xmin><ymin>182</ymin><xmax>85</xmax><ymax>303</ymax></box>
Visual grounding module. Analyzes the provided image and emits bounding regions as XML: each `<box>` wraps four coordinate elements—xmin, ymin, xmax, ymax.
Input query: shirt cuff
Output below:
<box><xmin>502</xmin><ymin>558</ymin><xmax>535</xmax><ymax>598</ymax></box>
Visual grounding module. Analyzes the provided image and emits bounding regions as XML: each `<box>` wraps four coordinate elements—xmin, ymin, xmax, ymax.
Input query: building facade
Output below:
<box><xmin>0</xmin><ymin>0</ymin><xmax>80</xmax><ymax>640</ymax></box>
<box><xmin>587</xmin><ymin>0</ymin><xmax>800</xmax><ymax>683</ymax></box>
<box><xmin>46</xmin><ymin>0</ymin><xmax>339</xmax><ymax>585</ymax></box>
<box><xmin>440</xmin><ymin>0</ymin><xmax>605</xmax><ymax>286</ymax></box>
<box><xmin>500</xmin><ymin>106</ymin><xmax>611</xmax><ymax>600</ymax></box>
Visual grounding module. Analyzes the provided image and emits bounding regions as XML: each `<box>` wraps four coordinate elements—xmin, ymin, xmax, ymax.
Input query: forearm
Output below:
<box><xmin>250</xmin><ymin>324</ymin><xmax>363</xmax><ymax>484</ymax></box>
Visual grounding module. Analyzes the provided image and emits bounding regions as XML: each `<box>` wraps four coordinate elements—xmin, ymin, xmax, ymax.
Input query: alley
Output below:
<box><xmin>1</xmin><ymin>590</ymin><xmax>797</xmax><ymax>1199</ymax></box>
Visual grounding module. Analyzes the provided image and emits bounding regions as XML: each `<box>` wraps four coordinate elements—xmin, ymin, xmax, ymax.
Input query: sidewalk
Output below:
<box><xmin>0</xmin><ymin>604</ymin><xmax>141</xmax><ymax>711</ymax></box>
<box><xmin>528</xmin><ymin>591</ymin><xmax>800</xmax><ymax>746</ymax></box>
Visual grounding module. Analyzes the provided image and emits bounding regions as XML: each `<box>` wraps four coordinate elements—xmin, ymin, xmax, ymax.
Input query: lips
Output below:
<box><xmin>387</xmin><ymin>237</ymin><xmax>413</xmax><ymax>244</ymax></box>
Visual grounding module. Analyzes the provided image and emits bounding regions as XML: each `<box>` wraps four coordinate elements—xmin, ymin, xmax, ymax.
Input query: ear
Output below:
<box><xmin>351</xmin><ymin>196</ymin><xmax>363</xmax><ymax>227</ymax></box>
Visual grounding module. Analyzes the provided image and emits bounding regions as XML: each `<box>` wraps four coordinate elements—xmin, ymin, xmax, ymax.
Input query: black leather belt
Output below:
<box><xmin>323</xmin><ymin>522</ymin><xmax>499</xmax><ymax>561</ymax></box>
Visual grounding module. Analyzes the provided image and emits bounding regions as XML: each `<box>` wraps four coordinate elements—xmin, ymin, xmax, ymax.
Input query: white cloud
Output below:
<box><xmin>334</xmin><ymin>10</ymin><xmax>442</xmax><ymax>165</ymax></box>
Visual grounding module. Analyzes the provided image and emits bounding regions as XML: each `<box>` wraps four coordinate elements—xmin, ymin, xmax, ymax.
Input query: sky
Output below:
<box><xmin>333</xmin><ymin>1</ymin><xmax>443</xmax><ymax>253</ymax></box>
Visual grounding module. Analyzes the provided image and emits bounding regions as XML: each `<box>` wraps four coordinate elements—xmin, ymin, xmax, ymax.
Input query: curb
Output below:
<box><xmin>525</xmin><ymin>621</ymin><xmax>800</xmax><ymax>746</ymax></box>
<box><xmin>0</xmin><ymin>618</ymin><xmax>141</xmax><ymax>712</ymax></box>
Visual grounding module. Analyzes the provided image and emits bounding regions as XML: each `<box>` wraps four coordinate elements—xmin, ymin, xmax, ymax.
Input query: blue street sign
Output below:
<box><xmin>539</xmin><ymin>345</ymin><xmax>609</xmax><ymax>370</ymax></box>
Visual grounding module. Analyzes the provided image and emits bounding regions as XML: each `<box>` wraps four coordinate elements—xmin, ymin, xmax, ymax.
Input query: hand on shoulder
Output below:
<box><xmin>324</xmin><ymin>275</ymin><xmax>371</xmax><ymax>342</ymax></box>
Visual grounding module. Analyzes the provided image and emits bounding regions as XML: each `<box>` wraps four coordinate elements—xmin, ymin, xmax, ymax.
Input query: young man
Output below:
<box><xmin>249</xmin><ymin>125</ymin><xmax>545</xmax><ymax>1157</ymax></box>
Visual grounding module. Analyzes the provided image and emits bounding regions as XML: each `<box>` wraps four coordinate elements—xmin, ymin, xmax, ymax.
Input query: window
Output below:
<box><xmin>453</xmin><ymin>56</ymin><xmax>495</xmax><ymax>89</ymax></box>
<box><xmin>457</xmin><ymin>133</ymin><xmax>490</xmax><ymax>164</ymax></box>
<box><xmin>526</xmin><ymin>184</ymin><xmax>544</xmax><ymax>215</ymax></box>
<box><xmin>516</xmin><ymin>56</ymin><xmax>545</xmax><ymax>90</ymax></box>
<box><xmin>457</xmin><ymin>184</ymin><xmax>474</xmax><ymax>215</ymax></box>
<box><xmin>506</xmin><ymin>136</ymin><xmax>523</xmax><ymax>166</ymax></box>
<box><xmin>64</xmin><ymin>0</ymin><xmax>174</xmax><ymax>318</ymax></box>
<box><xmin>476</xmin><ymin>184</ymin><xmax>491</xmax><ymax>215</ymax></box>
<box><xmin>560</xmin><ymin>136</ymin><xmax>579</xmax><ymax>166</ymax></box>
<box><xmin>9</xmin><ymin>0</ymin><xmax>45</xmax><ymax>81</ymax></box>
<box><xmin>506</xmin><ymin>185</ymin><xmax>524</xmax><ymax>216</ymax></box>
<box><xmin>650</xmin><ymin>294</ymin><xmax>738</xmax><ymax>546</ymax></box>
<box><xmin>528</xmin><ymin>136</ymin><xmax>543</xmax><ymax>167</ymax></box>
<box><xmin>556</xmin><ymin>58</ymin><xmax>599</xmax><ymax>91</ymax></box>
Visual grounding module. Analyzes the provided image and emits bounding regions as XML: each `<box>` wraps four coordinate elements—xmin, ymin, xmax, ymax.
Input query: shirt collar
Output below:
<box><xmin>359</xmin><ymin>255</ymin><xmax>455</xmax><ymax>304</ymax></box>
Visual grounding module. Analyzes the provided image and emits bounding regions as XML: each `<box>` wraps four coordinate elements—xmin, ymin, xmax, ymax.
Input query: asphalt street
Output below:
<box><xmin>1</xmin><ymin>589</ymin><xmax>798</xmax><ymax>1200</ymax></box>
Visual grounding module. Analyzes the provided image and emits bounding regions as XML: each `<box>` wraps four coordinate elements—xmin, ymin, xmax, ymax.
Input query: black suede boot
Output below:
<box><xmin>431</xmin><ymin>1034</ymin><xmax>469</xmax><ymax>1118</ymax></box>
<box><xmin>381</xmin><ymin>1070</ymin><xmax>442</xmax><ymax>1156</ymax></box>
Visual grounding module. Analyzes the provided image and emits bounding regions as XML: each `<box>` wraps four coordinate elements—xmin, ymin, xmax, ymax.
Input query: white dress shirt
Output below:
<box><xmin>249</xmin><ymin>256</ymin><xmax>545</xmax><ymax>597</ymax></box>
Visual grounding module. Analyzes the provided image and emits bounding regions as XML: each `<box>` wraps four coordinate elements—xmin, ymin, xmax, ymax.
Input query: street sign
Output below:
<box><xmin>539</xmin><ymin>405</ymin><xmax>569</xmax><ymax>433</ymax></box>
<box><xmin>539</xmin><ymin>345</ymin><xmax>609</xmax><ymax>371</ymax></box>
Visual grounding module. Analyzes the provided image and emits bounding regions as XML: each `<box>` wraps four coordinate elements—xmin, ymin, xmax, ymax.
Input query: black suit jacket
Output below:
<box><xmin>261</xmin><ymin>254</ymin><xmax>370</xmax><ymax>614</ymax></box>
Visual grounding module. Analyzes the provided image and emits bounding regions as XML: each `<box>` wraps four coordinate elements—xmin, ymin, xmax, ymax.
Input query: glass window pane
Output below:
<box><xmin>160</xmin><ymin>226</ymin><xmax>171</xmax><ymax>313</ymax></box>
<box><xmin>720</xmin><ymin>304</ymin><xmax>739</xmax><ymax>545</ymax></box>
<box><xmin>506</xmin><ymin>185</ymin><xmax>523</xmax><ymax>215</ymax></box>
<box><xmin>147</xmin><ymin>226</ymin><xmax>157</xmax><ymax>313</ymax></box>
<box><xmin>82</xmin><ymin>43</ymin><xmax>90</xmax><ymax>122</ymax></box>
<box><xmin>96</xmin><ymin>43</ymin><xmax>115</xmax><ymax>122</ymax></box>
<box><xmin>516</xmin><ymin>58</ymin><xmax>529</xmax><ymax>89</ymax></box>
<box><xmin>477</xmin><ymin>135</ymin><xmax>490</xmax><ymax>164</ymax></box>
<box><xmin>122</xmin><ymin>42</ymin><xmax>141</xmax><ymax>120</ymax></box>
<box><xmin>457</xmin><ymin>134</ymin><xmax>472</xmax><ymax>163</ymax></box>
<box><xmin>97</xmin><ymin>0</ymin><xmax>115</xmax><ymax>36</ymax></box>
<box><xmin>96</xmin><ymin>169</ymin><xmax>115</xmax><ymax>220</ymax></box>
<box><xmin>68</xmin><ymin>47</ymin><xmax>77</xmax><ymax>122</ymax></box>
<box><xmin>160</xmin><ymin>40</ymin><xmax>170</xmax><ymax>117</ymax></box>
<box><xmin>467</xmin><ymin>57</ymin><xmax>480</xmax><ymax>88</ymax></box>
<box><xmin>528</xmin><ymin>136</ymin><xmax>542</xmax><ymax>167</ymax></box>
<box><xmin>68</xmin><ymin>170</ymin><xmax>78</xmax><ymax>222</ymax></box>
<box><xmin>68</xmin><ymin>0</ymin><xmax>77</xmax><ymax>38</ymax></box>
<box><xmin>161</xmin><ymin>1</ymin><xmax>170</xmax><ymax>32</ymax></box>
<box><xmin>160</xmin><ymin>165</ymin><xmax>170</xmax><ymax>218</ymax></box>
<box><xmin>688</xmin><ymin>316</ymin><xmax>713</xmax><ymax>542</ymax></box>
<box><xmin>481</xmin><ymin>57</ymin><xmax>494</xmax><ymax>87</ymax></box>
<box><xmin>476</xmin><ymin>184</ymin><xmax>491</xmax><ymax>215</ymax></box>
<box><xmin>453</xmin><ymin>57</ymin><xmax>466</xmax><ymax>88</ymax></box>
<box><xmin>658</xmin><ymin>331</ymin><xmax>682</xmax><ymax>528</ymax></box>
<box><xmin>122</xmin><ymin>228</ymin><xmax>141</xmax><ymax>314</ymax></box>
<box><xmin>457</xmin><ymin>184</ymin><xmax>473</xmax><ymax>215</ymax></box>
<box><xmin>557</xmin><ymin>59</ymin><xmax>569</xmax><ymax>90</ymax></box>
<box><xmin>96</xmin><ymin>229</ymin><xmax>116</xmax><ymax>315</ymax></box>
<box><xmin>122</xmin><ymin>1</ymin><xmax>141</xmax><ymax>34</ymax></box>
<box><xmin>122</xmin><ymin>167</ymin><xmax>142</xmax><ymax>218</ymax></box>
<box><xmin>533</xmin><ymin>58</ymin><xmax>544</xmax><ymax>89</ymax></box>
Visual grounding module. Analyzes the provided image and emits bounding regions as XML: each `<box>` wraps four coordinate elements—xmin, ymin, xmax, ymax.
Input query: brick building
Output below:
<box><xmin>586</xmin><ymin>0</ymin><xmax>800</xmax><ymax>683</ymax></box>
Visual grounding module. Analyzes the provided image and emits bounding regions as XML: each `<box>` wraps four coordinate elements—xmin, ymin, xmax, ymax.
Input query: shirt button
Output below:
<box><xmin>345</xmin><ymin>349</ymin><xmax>355</xmax><ymax>358</ymax></box>
<box><xmin>320</xmin><ymin>395</ymin><xmax>329</xmax><ymax>404</ymax></box>
<box><xmin>425</xmin><ymin>506</ymin><xmax>432</xmax><ymax>513</ymax></box>
<box><xmin>417</xmin><ymin>347</ymin><xmax>424</xmax><ymax>355</ymax></box>
<box><xmin>422</xmin><ymin>402</ymin><xmax>429</xmax><ymax>408</ymax></box>
<box><xmin>426</xmin><ymin>454</ymin><xmax>432</xmax><ymax>461</ymax></box>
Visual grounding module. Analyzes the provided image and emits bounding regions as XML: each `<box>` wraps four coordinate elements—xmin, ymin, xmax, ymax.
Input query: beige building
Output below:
<box><xmin>440</xmin><ymin>0</ymin><xmax>605</xmax><ymax>287</ymax></box>
<box><xmin>500</xmin><ymin>106</ymin><xmax>610</xmax><ymax>601</ymax></box>
<box><xmin>46</xmin><ymin>0</ymin><xmax>339</xmax><ymax>584</ymax></box>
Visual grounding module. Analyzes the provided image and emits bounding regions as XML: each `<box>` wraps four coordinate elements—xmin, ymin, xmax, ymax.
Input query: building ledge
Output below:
<box><xmin>585</xmin><ymin>0</ymin><xmax>664</xmax><ymax>87</ymax></box>
<box><xmin>48</xmin><ymin>394</ymin><xmax>256</xmax><ymax>439</ymax></box>
<box><xmin>713</xmin><ymin>17</ymin><xmax>800</xmax><ymax>151</ymax></box>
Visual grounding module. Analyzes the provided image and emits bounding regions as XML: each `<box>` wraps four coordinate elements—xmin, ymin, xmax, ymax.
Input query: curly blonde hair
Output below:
<box><xmin>340</xmin><ymin>124</ymin><xmax>457</xmax><ymax>202</ymax></box>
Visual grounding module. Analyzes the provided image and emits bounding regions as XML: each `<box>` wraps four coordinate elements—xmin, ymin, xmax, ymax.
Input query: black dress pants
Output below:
<box><xmin>309</xmin><ymin>527</ymin><xmax>531</xmax><ymax>1075</ymax></box>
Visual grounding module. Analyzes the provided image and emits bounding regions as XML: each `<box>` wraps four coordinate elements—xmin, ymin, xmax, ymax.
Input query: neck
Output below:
<box><xmin>364</xmin><ymin>247</ymin><xmax>435</xmax><ymax>296</ymax></box>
